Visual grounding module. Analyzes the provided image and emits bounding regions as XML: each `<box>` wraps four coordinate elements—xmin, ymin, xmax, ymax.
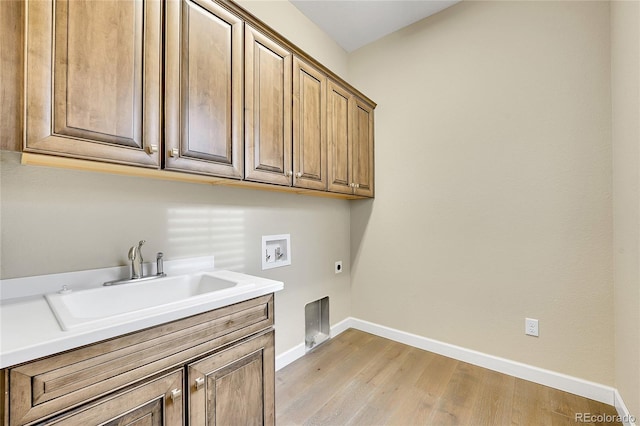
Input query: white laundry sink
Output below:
<box><xmin>45</xmin><ymin>271</ymin><xmax>255</xmax><ymax>331</ymax></box>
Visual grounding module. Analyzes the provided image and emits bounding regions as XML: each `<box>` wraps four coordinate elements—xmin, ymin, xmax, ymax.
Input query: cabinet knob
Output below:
<box><xmin>350</xmin><ymin>183</ymin><xmax>355</xmax><ymax>188</ymax></box>
<box><xmin>195</xmin><ymin>377</ymin><xmax>205</xmax><ymax>390</ymax></box>
<box><xmin>169</xmin><ymin>148</ymin><xmax>179</xmax><ymax>157</ymax></box>
<box><xmin>356</xmin><ymin>183</ymin><xmax>360</xmax><ymax>189</ymax></box>
<box><xmin>146</xmin><ymin>144</ymin><xmax>158</xmax><ymax>154</ymax></box>
<box><xmin>295</xmin><ymin>172</ymin><xmax>302</xmax><ymax>178</ymax></box>
<box><xmin>169</xmin><ymin>388</ymin><xmax>182</xmax><ymax>402</ymax></box>
<box><xmin>287</xmin><ymin>170</ymin><xmax>293</xmax><ymax>177</ymax></box>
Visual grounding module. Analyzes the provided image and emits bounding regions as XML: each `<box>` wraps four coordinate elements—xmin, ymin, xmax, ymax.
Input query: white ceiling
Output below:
<box><xmin>290</xmin><ymin>0</ymin><xmax>460</xmax><ymax>52</ymax></box>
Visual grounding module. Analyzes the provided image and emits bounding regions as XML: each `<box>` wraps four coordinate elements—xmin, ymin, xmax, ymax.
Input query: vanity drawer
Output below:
<box><xmin>8</xmin><ymin>294</ymin><xmax>273</xmax><ymax>426</ymax></box>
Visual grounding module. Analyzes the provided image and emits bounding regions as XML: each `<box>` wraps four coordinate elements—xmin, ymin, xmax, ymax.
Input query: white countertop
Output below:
<box><xmin>0</xmin><ymin>258</ymin><xmax>283</xmax><ymax>369</ymax></box>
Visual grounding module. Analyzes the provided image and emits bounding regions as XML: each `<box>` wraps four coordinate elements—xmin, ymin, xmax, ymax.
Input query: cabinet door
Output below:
<box><xmin>42</xmin><ymin>370</ymin><xmax>183</xmax><ymax>425</ymax></box>
<box><xmin>165</xmin><ymin>0</ymin><xmax>243</xmax><ymax>178</ymax></box>
<box><xmin>293</xmin><ymin>56</ymin><xmax>327</xmax><ymax>191</ymax></box>
<box><xmin>188</xmin><ymin>331</ymin><xmax>275</xmax><ymax>426</ymax></box>
<box><xmin>327</xmin><ymin>80</ymin><xmax>353</xmax><ymax>195</ymax></box>
<box><xmin>352</xmin><ymin>98</ymin><xmax>375</xmax><ymax>197</ymax></box>
<box><xmin>24</xmin><ymin>0</ymin><xmax>162</xmax><ymax>167</ymax></box>
<box><xmin>245</xmin><ymin>25</ymin><xmax>293</xmax><ymax>186</ymax></box>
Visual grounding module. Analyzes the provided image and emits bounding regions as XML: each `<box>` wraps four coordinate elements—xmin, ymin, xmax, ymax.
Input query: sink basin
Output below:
<box><xmin>45</xmin><ymin>271</ymin><xmax>253</xmax><ymax>331</ymax></box>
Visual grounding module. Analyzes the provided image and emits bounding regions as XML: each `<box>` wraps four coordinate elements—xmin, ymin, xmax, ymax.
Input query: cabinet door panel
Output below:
<box><xmin>245</xmin><ymin>25</ymin><xmax>292</xmax><ymax>186</ymax></box>
<box><xmin>293</xmin><ymin>57</ymin><xmax>326</xmax><ymax>190</ymax></box>
<box><xmin>188</xmin><ymin>331</ymin><xmax>275</xmax><ymax>426</ymax></box>
<box><xmin>353</xmin><ymin>98</ymin><xmax>375</xmax><ymax>197</ymax></box>
<box><xmin>165</xmin><ymin>0</ymin><xmax>243</xmax><ymax>178</ymax></box>
<box><xmin>56</xmin><ymin>0</ymin><xmax>140</xmax><ymax>145</ymax></box>
<box><xmin>25</xmin><ymin>0</ymin><xmax>161</xmax><ymax>167</ymax></box>
<box><xmin>327</xmin><ymin>80</ymin><xmax>352</xmax><ymax>194</ymax></box>
<box><xmin>42</xmin><ymin>370</ymin><xmax>183</xmax><ymax>426</ymax></box>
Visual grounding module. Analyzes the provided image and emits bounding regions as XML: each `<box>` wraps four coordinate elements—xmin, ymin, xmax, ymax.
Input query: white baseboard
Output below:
<box><xmin>615</xmin><ymin>389</ymin><xmax>638</xmax><ymax>426</ymax></box>
<box><xmin>276</xmin><ymin>316</ymin><xmax>634</xmax><ymax>417</ymax></box>
<box><xmin>275</xmin><ymin>342</ymin><xmax>305</xmax><ymax>372</ymax></box>
<box><xmin>275</xmin><ymin>317</ymin><xmax>352</xmax><ymax>372</ymax></box>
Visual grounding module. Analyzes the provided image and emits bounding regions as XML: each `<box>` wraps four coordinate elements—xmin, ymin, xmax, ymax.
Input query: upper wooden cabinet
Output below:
<box><xmin>19</xmin><ymin>0</ymin><xmax>375</xmax><ymax>197</ymax></box>
<box><xmin>24</xmin><ymin>0</ymin><xmax>162</xmax><ymax>167</ymax></box>
<box><xmin>165</xmin><ymin>0</ymin><xmax>243</xmax><ymax>178</ymax></box>
<box><xmin>293</xmin><ymin>57</ymin><xmax>327</xmax><ymax>191</ymax></box>
<box><xmin>244</xmin><ymin>24</ymin><xmax>293</xmax><ymax>186</ymax></box>
<box><xmin>327</xmin><ymin>80</ymin><xmax>375</xmax><ymax>197</ymax></box>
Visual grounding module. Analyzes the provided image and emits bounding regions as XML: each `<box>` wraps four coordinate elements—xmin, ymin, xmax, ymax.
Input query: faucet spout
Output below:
<box><xmin>129</xmin><ymin>240</ymin><xmax>145</xmax><ymax>279</ymax></box>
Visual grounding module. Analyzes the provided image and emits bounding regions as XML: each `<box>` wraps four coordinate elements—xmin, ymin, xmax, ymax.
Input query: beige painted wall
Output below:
<box><xmin>612</xmin><ymin>0</ymin><xmax>640</xmax><ymax>417</ymax></box>
<box><xmin>349</xmin><ymin>1</ymin><xmax>614</xmax><ymax>385</ymax></box>
<box><xmin>0</xmin><ymin>1</ymin><xmax>351</xmax><ymax>357</ymax></box>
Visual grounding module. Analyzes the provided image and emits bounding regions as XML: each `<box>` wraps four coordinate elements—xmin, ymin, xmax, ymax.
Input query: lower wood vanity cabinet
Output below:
<box><xmin>188</xmin><ymin>330</ymin><xmax>274</xmax><ymax>425</ymax></box>
<box><xmin>2</xmin><ymin>294</ymin><xmax>275</xmax><ymax>426</ymax></box>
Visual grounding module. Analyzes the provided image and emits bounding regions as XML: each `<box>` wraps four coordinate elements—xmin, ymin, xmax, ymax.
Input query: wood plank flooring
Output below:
<box><xmin>276</xmin><ymin>329</ymin><xmax>621</xmax><ymax>426</ymax></box>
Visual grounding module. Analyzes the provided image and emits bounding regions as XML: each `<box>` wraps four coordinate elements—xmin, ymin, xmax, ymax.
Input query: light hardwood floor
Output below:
<box><xmin>276</xmin><ymin>329</ymin><xmax>621</xmax><ymax>425</ymax></box>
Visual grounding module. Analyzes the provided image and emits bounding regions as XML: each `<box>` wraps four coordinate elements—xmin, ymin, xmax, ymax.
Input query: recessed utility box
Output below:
<box><xmin>305</xmin><ymin>297</ymin><xmax>330</xmax><ymax>351</ymax></box>
<box><xmin>261</xmin><ymin>234</ymin><xmax>291</xmax><ymax>270</ymax></box>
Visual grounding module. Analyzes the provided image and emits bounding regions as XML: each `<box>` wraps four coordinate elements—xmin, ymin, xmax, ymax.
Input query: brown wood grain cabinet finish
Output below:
<box><xmin>41</xmin><ymin>370</ymin><xmax>184</xmax><ymax>426</ymax></box>
<box><xmin>0</xmin><ymin>0</ymin><xmax>23</xmax><ymax>152</ymax></box>
<box><xmin>293</xmin><ymin>56</ymin><xmax>327</xmax><ymax>191</ymax></box>
<box><xmin>327</xmin><ymin>80</ymin><xmax>353</xmax><ymax>195</ymax></box>
<box><xmin>327</xmin><ymin>80</ymin><xmax>375</xmax><ymax>197</ymax></box>
<box><xmin>24</xmin><ymin>0</ymin><xmax>162</xmax><ymax>167</ymax></box>
<box><xmin>188</xmin><ymin>330</ymin><xmax>275</xmax><ymax>426</ymax></box>
<box><xmin>244</xmin><ymin>24</ymin><xmax>293</xmax><ymax>186</ymax></box>
<box><xmin>352</xmin><ymin>98</ymin><xmax>375</xmax><ymax>197</ymax></box>
<box><xmin>165</xmin><ymin>0</ymin><xmax>244</xmax><ymax>178</ymax></box>
<box><xmin>7</xmin><ymin>295</ymin><xmax>273</xmax><ymax>425</ymax></box>
<box><xmin>12</xmin><ymin>0</ymin><xmax>375</xmax><ymax>197</ymax></box>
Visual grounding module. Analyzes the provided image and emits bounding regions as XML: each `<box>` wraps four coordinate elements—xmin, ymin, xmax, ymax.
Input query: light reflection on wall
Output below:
<box><xmin>167</xmin><ymin>207</ymin><xmax>246</xmax><ymax>271</ymax></box>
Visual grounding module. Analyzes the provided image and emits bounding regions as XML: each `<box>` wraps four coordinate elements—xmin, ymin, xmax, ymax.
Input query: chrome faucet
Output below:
<box><xmin>103</xmin><ymin>241</ymin><xmax>167</xmax><ymax>286</ymax></box>
<box><xmin>129</xmin><ymin>240</ymin><xmax>145</xmax><ymax>279</ymax></box>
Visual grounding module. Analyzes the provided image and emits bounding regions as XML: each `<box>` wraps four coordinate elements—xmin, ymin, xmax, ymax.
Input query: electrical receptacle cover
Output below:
<box><xmin>525</xmin><ymin>318</ymin><xmax>539</xmax><ymax>337</ymax></box>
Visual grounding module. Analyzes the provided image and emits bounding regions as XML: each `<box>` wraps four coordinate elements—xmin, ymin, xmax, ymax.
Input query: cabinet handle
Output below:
<box><xmin>169</xmin><ymin>148</ymin><xmax>179</xmax><ymax>157</ymax></box>
<box><xmin>295</xmin><ymin>172</ymin><xmax>302</xmax><ymax>178</ymax></box>
<box><xmin>195</xmin><ymin>377</ymin><xmax>205</xmax><ymax>390</ymax></box>
<box><xmin>169</xmin><ymin>388</ymin><xmax>182</xmax><ymax>402</ymax></box>
<box><xmin>146</xmin><ymin>144</ymin><xmax>158</xmax><ymax>154</ymax></box>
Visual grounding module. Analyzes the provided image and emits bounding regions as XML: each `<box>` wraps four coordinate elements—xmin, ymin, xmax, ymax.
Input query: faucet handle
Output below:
<box><xmin>156</xmin><ymin>252</ymin><xmax>164</xmax><ymax>276</ymax></box>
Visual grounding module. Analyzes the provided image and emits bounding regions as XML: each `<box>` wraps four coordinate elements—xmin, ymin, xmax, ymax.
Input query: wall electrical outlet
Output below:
<box><xmin>334</xmin><ymin>261</ymin><xmax>343</xmax><ymax>274</ymax></box>
<box><xmin>525</xmin><ymin>318</ymin><xmax>539</xmax><ymax>337</ymax></box>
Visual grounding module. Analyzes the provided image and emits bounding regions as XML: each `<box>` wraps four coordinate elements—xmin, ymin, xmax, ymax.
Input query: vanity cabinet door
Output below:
<box><xmin>188</xmin><ymin>330</ymin><xmax>275</xmax><ymax>426</ymax></box>
<box><xmin>24</xmin><ymin>0</ymin><xmax>162</xmax><ymax>167</ymax></box>
<box><xmin>164</xmin><ymin>0</ymin><xmax>243</xmax><ymax>178</ymax></box>
<box><xmin>244</xmin><ymin>24</ymin><xmax>293</xmax><ymax>186</ymax></box>
<box><xmin>42</xmin><ymin>370</ymin><xmax>184</xmax><ymax>425</ymax></box>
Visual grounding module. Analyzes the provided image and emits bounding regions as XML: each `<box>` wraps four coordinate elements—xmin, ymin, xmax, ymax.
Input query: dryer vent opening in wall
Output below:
<box><xmin>305</xmin><ymin>297</ymin><xmax>330</xmax><ymax>351</ymax></box>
